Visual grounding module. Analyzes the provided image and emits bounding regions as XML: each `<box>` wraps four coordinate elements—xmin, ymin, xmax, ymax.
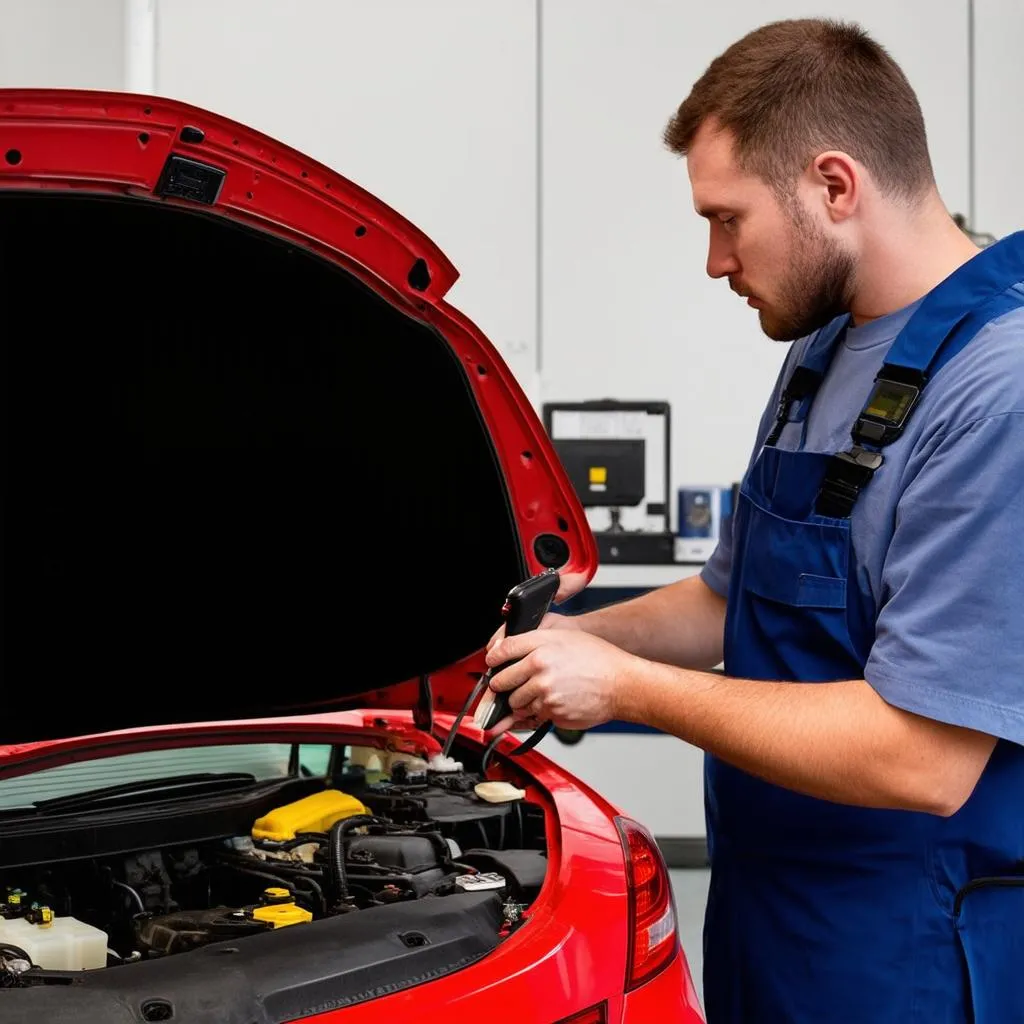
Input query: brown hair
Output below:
<box><xmin>664</xmin><ymin>19</ymin><xmax>934</xmax><ymax>200</ymax></box>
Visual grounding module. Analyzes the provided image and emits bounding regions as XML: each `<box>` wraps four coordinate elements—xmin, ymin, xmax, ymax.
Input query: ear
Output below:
<box><xmin>809</xmin><ymin>151</ymin><xmax>859</xmax><ymax>223</ymax></box>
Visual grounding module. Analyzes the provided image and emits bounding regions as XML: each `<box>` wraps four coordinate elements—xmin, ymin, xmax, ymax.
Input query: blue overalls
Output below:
<box><xmin>703</xmin><ymin>232</ymin><xmax>1024</xmax><ymax>1024</ymax></box>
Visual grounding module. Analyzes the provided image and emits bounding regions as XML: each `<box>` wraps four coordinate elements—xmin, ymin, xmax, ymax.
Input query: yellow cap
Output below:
<box><xmin>260</xmin><ymin>887</ymin><xmax>292</xmax><ymax>905</ymax></box>
<box><xmin>250</xmin><ymin>900</ymin><xmax>313</xmax><ymax>929</ymax></box>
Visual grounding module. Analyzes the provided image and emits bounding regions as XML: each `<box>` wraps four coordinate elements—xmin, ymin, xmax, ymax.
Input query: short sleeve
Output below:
<box><xmin>865</xmin><ymin>412</ymin><xmax>1024</xmax><ymax>744</ymax></box>
<box><xmin>700</xmin><ymin>522</ymin><xmax>734</xmax><ymax>597</ymax></box>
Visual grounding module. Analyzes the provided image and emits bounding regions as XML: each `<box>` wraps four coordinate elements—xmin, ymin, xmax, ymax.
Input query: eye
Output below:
<box><xmin>720</xmin><ymin>215</ymin><xmax>737</xmax><ymax>232</ymax></box>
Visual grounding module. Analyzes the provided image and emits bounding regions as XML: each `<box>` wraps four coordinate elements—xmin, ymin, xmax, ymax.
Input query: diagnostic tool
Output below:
<box><xmin>474</xmin><ymin>569</ymin><xmax>560</xmax><ymax>732</ymax></box>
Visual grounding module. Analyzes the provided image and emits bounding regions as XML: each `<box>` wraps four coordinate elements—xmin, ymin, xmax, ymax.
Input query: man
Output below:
<box><xmin>485</xmin><ymin>18</ymin><xmax>1024</xmax><ymax>1024</ymax></box>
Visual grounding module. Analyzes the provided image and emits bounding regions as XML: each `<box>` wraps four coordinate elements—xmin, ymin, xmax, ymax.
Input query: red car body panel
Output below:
<box><xmin>0</xmin><ymin>90</ymin><xmax>703</xmax><ymax>1022</ymax></box>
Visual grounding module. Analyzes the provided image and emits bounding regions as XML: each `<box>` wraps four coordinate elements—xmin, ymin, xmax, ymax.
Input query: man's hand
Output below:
<box><xmin>485</xmin><ymin>609</ymin><xmax>581</xmax><ymax>655</ymax></box>
<box><xmin>484</xmin><ymin>629</ymin><xmax>639</xmax><ymax>732</ymax></box>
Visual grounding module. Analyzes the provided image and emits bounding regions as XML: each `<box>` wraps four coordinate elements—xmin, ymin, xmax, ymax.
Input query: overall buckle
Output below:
<box><xmin>851</xmin><ymin>371</ymin><xmax>923</xmax><ymax>447</ymax></box>
<box><xmin>815</xmin><ymin>446</ymin><xmax>884</xmax><ymax>518</ymax></box>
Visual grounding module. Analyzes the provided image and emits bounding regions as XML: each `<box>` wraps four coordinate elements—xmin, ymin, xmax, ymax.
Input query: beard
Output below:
<box><xmin>758</xmin><ymin>207</ymin><xmax>856</xmax><ymax>342</ymax></box>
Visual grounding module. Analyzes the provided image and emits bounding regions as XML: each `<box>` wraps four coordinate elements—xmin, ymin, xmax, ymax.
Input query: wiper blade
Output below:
<box><xmin>32</xmin><ymin>772</ymin><xmax>259</xmax><ymax>814</ymax></box>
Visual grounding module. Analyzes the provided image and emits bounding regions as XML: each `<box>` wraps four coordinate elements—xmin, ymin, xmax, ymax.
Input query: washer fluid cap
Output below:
<box><xmin>474</xmin><ymin>781</ymin><xmax>526</xmax><ymax>803</ymax></box>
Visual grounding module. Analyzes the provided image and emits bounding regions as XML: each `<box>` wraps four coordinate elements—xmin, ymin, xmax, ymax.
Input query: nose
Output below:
<box><xmin>706</xmin><ymin>226</ymin><xmax>740</xmax><ymax>280</ymax></box>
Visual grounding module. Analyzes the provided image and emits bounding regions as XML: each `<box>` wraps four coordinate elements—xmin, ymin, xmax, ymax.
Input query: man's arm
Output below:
<box><xmin>485</xmin><ymin>630</ymin><xmax>996</xmax><ymax>817</ymax></box>
<box><xmin>619</xmin><ymin>663</ymin><xmax>995</xmax><ymax>816</ymax></box>
<box><xmin>573</xmin><ymin>574</ymin><xmax>726</xmax><ymax>669</ymax></box>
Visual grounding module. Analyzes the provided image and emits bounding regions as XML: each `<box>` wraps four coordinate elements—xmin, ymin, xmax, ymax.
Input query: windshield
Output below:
<box><xmin>0</xmin><ymin>743</ymin><xmax>332</xmax><ymax>810</ymax></box>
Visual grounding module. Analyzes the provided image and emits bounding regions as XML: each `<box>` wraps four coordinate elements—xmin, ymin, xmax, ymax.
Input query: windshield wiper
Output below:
<box><xmin>31</xmin><ymin>772</ymin><xmax>260</xmax><ymax>814</ymax></box>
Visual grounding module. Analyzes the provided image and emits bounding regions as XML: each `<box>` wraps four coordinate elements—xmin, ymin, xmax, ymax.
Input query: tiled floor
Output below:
<box><xmin>670</xmin><ymin>868</ymin><xmax>710</xmax><ymax>1009</ymax></box>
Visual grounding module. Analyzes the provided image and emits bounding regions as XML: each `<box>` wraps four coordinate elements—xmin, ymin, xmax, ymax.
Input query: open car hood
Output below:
<box><xmin>0</xmin><ymin>89</ymin><xmax>596</xmax><ymax>748</ymax></box>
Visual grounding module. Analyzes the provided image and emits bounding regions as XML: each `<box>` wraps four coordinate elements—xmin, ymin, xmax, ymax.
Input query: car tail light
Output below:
<box><xmin>615</xmin><ymin>815</ymin><xmax>679</xmax><ymax>990</ymax></box>
<box><xmin>557</xmin><ymin>1004</ymin><xmax>607</xmax><ymax>1023</ymax></box>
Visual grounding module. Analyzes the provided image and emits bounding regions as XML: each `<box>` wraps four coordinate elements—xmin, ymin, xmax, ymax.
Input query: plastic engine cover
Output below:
<box><xmin>251</xmin><ymin>790</ymin><xmax>369</xmax><ymax>842</ymax></box>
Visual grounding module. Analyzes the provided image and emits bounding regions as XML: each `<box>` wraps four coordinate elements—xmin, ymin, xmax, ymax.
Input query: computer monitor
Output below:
<box><xmin>553</xmin><ymin>437</ymin><xmax>646</xmax><ymax>508</ymax></box>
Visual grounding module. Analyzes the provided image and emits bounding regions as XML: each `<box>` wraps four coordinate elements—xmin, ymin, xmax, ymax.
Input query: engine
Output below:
<box><xmin>0</xmin><ymin>755</ymin><xmax>548</xmax><ymax>983</ymax></box>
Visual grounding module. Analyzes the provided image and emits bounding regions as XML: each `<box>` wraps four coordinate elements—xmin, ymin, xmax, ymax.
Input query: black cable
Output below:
<box><xmin>214</xmin><ymin>861</ymin><xmax>300</xmax><ymax>898</ymax></box>
<box><xmin>289</xmin><ymin>874</ymin><xmax>326</xmax><ymax>917</ymax></box>
<box><xmin>480</xmin><ymin>720</ymin><xmax>552</xmax><ymax>775</ymax></box>
<box><xmin>441</xmin><ymin>671</ymin><xmax>492</xmax><ymax>760</ymax></box>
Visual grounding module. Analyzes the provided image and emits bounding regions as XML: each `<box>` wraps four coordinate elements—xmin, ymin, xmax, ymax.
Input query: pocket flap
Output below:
<box><xmin>746</xmin><ymin>570</ymin><xmax>847</xmax><ymax>609</ymax></box>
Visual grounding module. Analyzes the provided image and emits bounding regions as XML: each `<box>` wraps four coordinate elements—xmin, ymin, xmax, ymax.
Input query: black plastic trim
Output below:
<box><xmin>0</xmin><ymin>893</ymin><xmax>503</xmax><ymax>1023</ymax></box>
<box><xmin>0</xmin><ymin>777</ymin><xmax>319</xmax><ymax>869</ymax></box>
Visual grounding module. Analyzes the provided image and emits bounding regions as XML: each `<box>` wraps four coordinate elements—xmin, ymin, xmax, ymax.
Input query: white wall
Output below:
<box><xmin>974</xmin><ymin>0</ymin><xmax>1024</xmax><ymax>241</ymax></box>
<box><xmin>0</xmin><ymin>0</ymin><xmax>125</xmax><ymax>90</ymax></box>
<box><xmin>540</xmin><ymin>0</ymin><xmax>971</xmax><ymax>494</ymax></box>
<box><xmin>154</xmin><ymin>0</ymin><xmax>540</xmax><ymax>395</ymax></box>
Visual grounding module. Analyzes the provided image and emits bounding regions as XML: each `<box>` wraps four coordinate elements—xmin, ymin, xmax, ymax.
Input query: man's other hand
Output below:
<box><xmin>484</xmin><ymin>629</ymin><xmax>638</xmax><ymax>731</ymax></box>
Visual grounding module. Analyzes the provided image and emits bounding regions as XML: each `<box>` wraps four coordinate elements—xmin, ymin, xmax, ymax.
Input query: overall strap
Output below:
<box><xmin>815</xmin><ymin>233</ymin><xmax>1024</xmax><ymax>519</ymax></box>
<box><xmin>764</xmin><ymin>314</ymin><xmax>851</xmax><ymax>448</ymax></box>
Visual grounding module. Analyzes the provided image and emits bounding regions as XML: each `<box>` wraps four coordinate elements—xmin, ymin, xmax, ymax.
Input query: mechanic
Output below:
<box><xmin>485</xmin><ymin>18</ymin><xmax>1024</xmax><ymax>1024</ymax></box>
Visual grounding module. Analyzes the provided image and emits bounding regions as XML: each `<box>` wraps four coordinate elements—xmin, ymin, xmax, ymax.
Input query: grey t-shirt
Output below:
<box><xmin>702</xmin><ymin>291</ymin><xmax>1024</xmax><ymax>745</ymax></box>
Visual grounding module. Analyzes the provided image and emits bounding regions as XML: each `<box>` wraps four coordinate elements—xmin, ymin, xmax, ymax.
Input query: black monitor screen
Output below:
<box><xmin>553</xmin><ymin>438</ymin><xmax>646</xmax><ymax>508</ymax></box>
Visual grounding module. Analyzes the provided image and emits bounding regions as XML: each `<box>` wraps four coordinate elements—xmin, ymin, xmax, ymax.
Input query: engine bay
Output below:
<box><xmin>0</xmin><ymin>746</ymin><xmax>549</xmax><ymax>988</ymax></box>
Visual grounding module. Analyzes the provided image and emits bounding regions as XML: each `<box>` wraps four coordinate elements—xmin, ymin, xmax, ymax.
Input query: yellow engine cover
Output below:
<box><xmin>251</xmin><ymin>789</ymin><xmax>369</xmax><ymax>842</ymax></box>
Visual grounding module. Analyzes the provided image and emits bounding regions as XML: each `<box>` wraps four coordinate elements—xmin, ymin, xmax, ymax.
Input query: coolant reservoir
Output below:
<box><xmin>248</xmin><ymin>887</ymin><xmax>313</xmax><ymax>929</ymax></box>
<box><xmin>251</xmin><ymin>789</ymin><xmax>369</xmax><ymax>842</ymax></box>
<box><xmin>0</xmin><ymin>915</ymin><xmax>107</xmax><ymax>970</ymax></box>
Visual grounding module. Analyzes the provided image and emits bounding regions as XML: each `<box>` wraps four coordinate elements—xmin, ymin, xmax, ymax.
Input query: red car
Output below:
<box><xmin>0</xmin><ymin>91</ymin><xmax>704</xmax><ymax>1023</ymax></box>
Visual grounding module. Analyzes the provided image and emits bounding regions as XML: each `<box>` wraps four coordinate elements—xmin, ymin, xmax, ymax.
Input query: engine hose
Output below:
<box><xmin>406</xmin><ymin>827</ymin><xmax>455</xmax><ymax>868</ymax></box>
<box><xmin>288</xmin><ymin>874</ymin><xmax>327</xmax><ymax>917</ymax></box>
<box><xmin>480</xmin><ymin>720</ymin><xmax>552</xmax><ymax>775</ymax></box>
<box><xmin>215</xmin><ymin>853</ymin><xmax>327</xmax><ymax>915</ymax></box>
<box><xmin>110</xmin><ymin>880</ymin><xmax>146</xmax><ymax>916</ymax></box>
<box><xmin>254</xmin><ymin>833</ymin><xmax>326</xmax><ymax>853</ymax></box>
<box><xmin>215</xmin><ymin>860</ymin><xmax>299</xmax><ymax>898</ymax></box>
<box><xmin>328</xmin><ymin>815</ymin><xmax>383</xmax><ymax>908</ymax></box>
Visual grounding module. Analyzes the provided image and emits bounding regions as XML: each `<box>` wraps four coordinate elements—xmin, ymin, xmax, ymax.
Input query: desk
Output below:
<box><xmin>591</xmin><ymin>561</ymin><xmax>704</xmax><ymax>589</ymax></box>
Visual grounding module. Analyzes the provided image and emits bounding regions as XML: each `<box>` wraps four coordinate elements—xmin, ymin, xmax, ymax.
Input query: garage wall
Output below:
<box><xmin>2</xmin><ymin>1</ymin><xmax>1019</xmax><ymax>845</ymax></box>
<box><xmin>154</xmin><ymin>0</ymin><xmax>540</xmax><ymax>396</ymax></box>
<box><xmin>973</xmin><ymin>0</ymin><xmax>1024</xmax><ymax>241</ymax></box>
<box><xmin>0</xmin><ymin>0</ymin><xmax>125</xmax><ymax>90</ymax></box>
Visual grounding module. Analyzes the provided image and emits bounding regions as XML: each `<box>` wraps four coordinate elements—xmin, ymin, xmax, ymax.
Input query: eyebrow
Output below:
<box><xmin>694</xmin><ymin>203</ymin><xmax>733</xmax><ymax>219</ymax></box>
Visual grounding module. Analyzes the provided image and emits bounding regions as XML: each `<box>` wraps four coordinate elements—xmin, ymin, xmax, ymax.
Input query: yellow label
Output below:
<box><xmin>588</xmin><ymin>466</ymin><xmax>607</xmax><ymax>484</ymax></box>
